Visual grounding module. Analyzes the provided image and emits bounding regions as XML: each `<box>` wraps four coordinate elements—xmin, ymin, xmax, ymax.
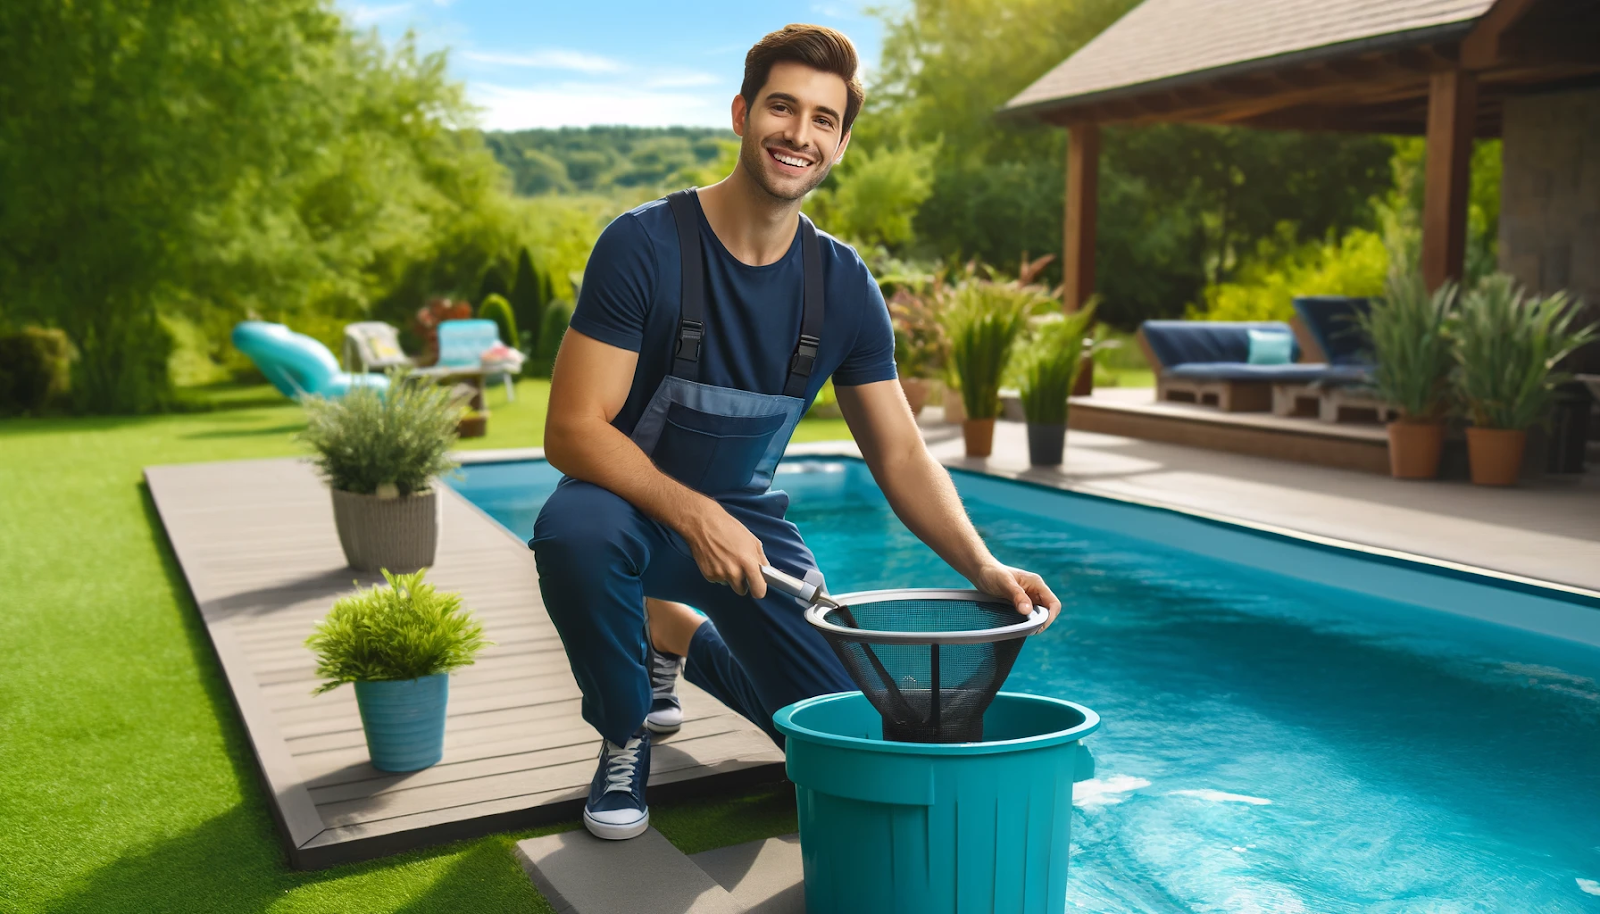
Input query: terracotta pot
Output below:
<box><xmin>457</xmin><ymin>413</ymin><xmax>488</xmax><ymax>438</ymax></box>
<box><xmin>899</xmin><ymin>377</ymin><xmax>932</xmax><ymax>417</ymax></box>
<box><xmin>1385</xmin><ymin>420</ymin><xmax>1444</xmax><ymax>479</ymax></box>
<box><xmin>330</xmin><ymin>488</ymin><xmax>440</xmax><ymax>573</ymax></box>
<box><xmin>962</xmin><ymin>418</ymin><xmax>996</xmax><ymax>458</ymax></box>
<box><xmin>943</xmin><ymin>388</ymin><xmax>966</xmax><ymax>424</ymax></box>
<box><xmin>1466</xmin><ymin>426</ymin><xmax>1527</xmax><ymax>486</ymax></box>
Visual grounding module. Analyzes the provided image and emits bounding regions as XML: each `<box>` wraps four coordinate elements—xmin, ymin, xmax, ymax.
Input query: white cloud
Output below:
<box><xmin>464</xmin><ymin>49</ymin><xmax>624</xmax><ymax>75</ymax></box>
<box><xmin>350</xmin><ymin>2</ymin><xmax>412</xmax><ymax>25</ymax></box>
<box><xmin>643</xmin><ymin>72</ymin><xmax>721</xmax><ymax>89</ymax></box>
<box><xmin>470</xmin><ymin>82</ymin><xmax>727</xmax><ymax>130</ymax></box>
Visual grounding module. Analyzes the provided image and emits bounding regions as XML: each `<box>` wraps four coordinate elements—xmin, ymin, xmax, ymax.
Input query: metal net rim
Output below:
<box><xmin>804</xmin><ymin>588</ymin><xmax>1048</xmax><ymax>645</ymax></box>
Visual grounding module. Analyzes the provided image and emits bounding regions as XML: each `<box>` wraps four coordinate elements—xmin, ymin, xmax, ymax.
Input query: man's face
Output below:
<box><xmin>734</xmin><ymin>60</ymin><xmax>851</xmax><ymax>202</ymax></box>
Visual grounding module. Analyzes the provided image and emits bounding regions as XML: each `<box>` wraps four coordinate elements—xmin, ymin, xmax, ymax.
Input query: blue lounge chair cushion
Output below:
<box><xmin>1292</xmin><ymin>296</ymin><xmax>1373</xmax><ymax>367</ymax></box>
<box><xmin>1141</xmin><ymin>320</ymin><xmax>1302</xmax><ymax>368</ymax></box>
<box><xmin>1247</xmin><ymin>329</ymin><xmax>1295</xmax><ymax>365</ymax></box>
<box><xmin>1165</xmin><ymin>362</ymin><xmax>1372</xmax><ymax>384</ymax></box>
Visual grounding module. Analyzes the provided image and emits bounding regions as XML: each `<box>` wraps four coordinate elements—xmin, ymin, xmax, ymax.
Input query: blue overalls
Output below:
<box><xmin>531</xmin><ymin>189</ymin><xmax>854</xmax><ymax>748</ymax></box>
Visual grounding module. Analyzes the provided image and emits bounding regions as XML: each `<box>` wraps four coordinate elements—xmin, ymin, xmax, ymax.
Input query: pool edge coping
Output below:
<box><xmin>449</xmin><ymin>442</ymin><xmax>1600</xmax><ymax>611</ymax></box>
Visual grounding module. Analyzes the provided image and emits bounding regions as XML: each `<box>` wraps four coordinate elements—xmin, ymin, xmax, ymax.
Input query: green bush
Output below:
<box><xmin>1355</xmin><ymin>268</ymin><xmax>1458</xmax><ymax>421</ymax></box>
<box><xmin>1019</xmin><ymin>303</ymin><xmax>1097</xmax><ymax>425</ymax></box>
<box><xmin>537</xmin><ymin>300</ymin><xmax>573</xmax><ymax>361</ymax></box>
<box><xmin>944</xmin><ymin>282</ymin><xmax>1045</xmax><ymax>419</ymax></box>
<box><xmin>0</xmin><ymin>327</ymin><xmax>73</xmax><ymax>415</ymax></box>
<box><xmin>305</xmin><ymin>569</ymin><xmax>489</xmax><ymax>694</ymax></box>
<box><xmin>478</xmin><ymin>293</ymin><xmax>518</xmax><ymax>351</ymax></box>
<box><xmin>1454</xmin><ymin>273</ymin><xmax>1597</xmax><ymax>430</ymax></box>
<box><xmin>296</xmin><ymin>372</ymin><xmax>463</xmax><ymax>496</ymax></box>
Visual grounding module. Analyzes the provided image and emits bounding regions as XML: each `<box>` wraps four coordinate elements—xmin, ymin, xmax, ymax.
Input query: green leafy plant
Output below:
<box><xmin>537</xmin><ymin>300</ymin><xmax>573</xmax><ymax>361</ymax></box>
<box><xmin>306</xmin><ymin>569</ymin><xmax>489</xmax><ymax>694</ymax></box>
<box><xmin>1019</xmin><ymin>302</ymin><xmax>1098</xmax><ymax>425</ymax></box>
<box><xmin>888</xmin><ymin>275</ymin><xmax>952</xmax><ymax>379</ymax></box>
<box><xmin>478</xmin><ymin>293</ymin><xmax>518</xmax><ymax>352</ymax></box>
<box><xmin>944</xmin><ymin>281</ymin><xmax>1048</xmax><ymax>420</ymax></box>
<box><xmin>297</xmin><ymin>371</ymin><xmax>463</xmax><ymax>496</ymax></box>
<box><xmin>1454</xmin><ymin>273</ymin><xmax>1597</xmax><ymax>430</ymax></box>
<box><xmin>0</xmin><ymin>327</ymin><xmax>74</xmax><ymax>415</ymax></box>
<box><xmin>1354</xmin><ymin>268</ymin><xmax>1458</xmax><ymax>421</ymax></box>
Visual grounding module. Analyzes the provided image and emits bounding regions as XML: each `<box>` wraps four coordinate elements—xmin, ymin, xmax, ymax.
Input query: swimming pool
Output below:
<box><xmin>450</xmin><ymin>457</ymin><xmax>1600</xmax><ymax>913</ymax></box>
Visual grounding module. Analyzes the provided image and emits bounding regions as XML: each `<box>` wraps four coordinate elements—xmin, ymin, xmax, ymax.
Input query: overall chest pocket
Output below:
<box><xmin>652</xmin><ymin>402</ymin><xmax>788</xmax><ymax>495</ymax></box>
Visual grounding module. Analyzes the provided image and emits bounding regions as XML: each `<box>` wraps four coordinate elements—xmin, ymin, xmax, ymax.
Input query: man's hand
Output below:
<box><xmin>681</xmin><ymin>500</ymin><xmax>770</xmax><ymax>599</ymax></box>
<box><xmin>971</xmin><ymin>561</ymin><xmax>1061</xmax><ymax>630</ymax></box>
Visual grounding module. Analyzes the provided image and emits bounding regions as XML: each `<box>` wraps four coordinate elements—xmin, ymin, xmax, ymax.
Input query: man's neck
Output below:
<box><xmin>696</xmin><ymin>168</ymin><xmax>802</xmax><ymax>267</ymax></box>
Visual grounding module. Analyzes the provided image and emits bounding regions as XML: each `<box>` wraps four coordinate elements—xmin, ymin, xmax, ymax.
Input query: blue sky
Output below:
<box><xmin>338</xmin><ymin>1</ymin><xmax>896</xmax><ymax>130</ymax></box>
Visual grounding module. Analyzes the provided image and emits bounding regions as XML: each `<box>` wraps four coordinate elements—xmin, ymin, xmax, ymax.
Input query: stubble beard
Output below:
<box><xmin>738</xmin><ymin>133</ymin><xmax>834</xmax><ymax>203</ymax></box>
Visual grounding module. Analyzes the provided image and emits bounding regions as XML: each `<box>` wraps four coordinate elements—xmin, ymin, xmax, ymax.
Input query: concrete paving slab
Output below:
<box><xmin>690</xmin><ymin>834</ymin><xmax>804</xmax><ymax>914</ymax></box>
<box><xmin>515</xmin><ymin>828</ymin><xmax>741</xmax><ymax>914</ymax></box>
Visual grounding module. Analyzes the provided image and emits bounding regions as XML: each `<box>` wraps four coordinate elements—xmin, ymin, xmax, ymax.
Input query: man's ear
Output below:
<box><xmin>833</xmin><ymin>128</ymin><xmax>852</xmax><ymax>164</ymax></box>
<box><xmin>730</xmin><ymin>94</ymin><xmax>748</xmax><ymax>137</ymax></box>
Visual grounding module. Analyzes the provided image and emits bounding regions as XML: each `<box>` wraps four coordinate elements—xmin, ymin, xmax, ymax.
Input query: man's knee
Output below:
<box><xmin>531</xmin><ymin>480</ymin><xmax>643</xmax><ymax>568</ymax></box>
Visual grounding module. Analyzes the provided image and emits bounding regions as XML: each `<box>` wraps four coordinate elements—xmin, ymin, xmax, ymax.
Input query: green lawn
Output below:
<box><xmin>0</xmin><ymin>379</ymin><xmax>846</xmax><ymax>913</ymax></box>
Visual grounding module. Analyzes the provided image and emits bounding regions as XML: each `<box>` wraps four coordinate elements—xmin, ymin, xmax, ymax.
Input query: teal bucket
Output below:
<box><xmin>774</xmin><ymin>691</ymin><xmax>1099</xmax><ymax>914</ymax></box>
<box><xmin>353</xmin><ymin>674</ymin><xmax>449</xmax><ymax>771</ymax></box>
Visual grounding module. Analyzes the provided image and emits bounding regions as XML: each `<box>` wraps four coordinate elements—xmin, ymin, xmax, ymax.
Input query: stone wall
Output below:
<box><xmin>1498</xmin><ymin>85</ymin><xmax>1600</xmax><ymax>371</ymax></box>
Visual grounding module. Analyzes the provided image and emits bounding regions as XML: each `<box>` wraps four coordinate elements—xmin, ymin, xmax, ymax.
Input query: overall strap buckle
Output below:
<box><xmin>676</xmin><ymin>320</ymin><xmax>704</xmax><ymax>361</ymax></box>
<box><xmin>789</xmin><ymin>333</ymin><xmax>819</xmax><ymax>376</ymax></box>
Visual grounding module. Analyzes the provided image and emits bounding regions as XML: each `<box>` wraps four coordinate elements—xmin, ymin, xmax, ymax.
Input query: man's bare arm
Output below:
<box><xmin>835</xmin><ymin>380</ymin><xmax>1060</xmax><ymax>625</ymax></box>
<box><xmin>543</xmin><ymin>329</ymin><xmax>771</xmax><ymax>597</ymax></box>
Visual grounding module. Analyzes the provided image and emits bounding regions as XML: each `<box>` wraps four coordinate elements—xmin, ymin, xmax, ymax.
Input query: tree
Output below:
<box><xmin>478</xmin><ymin>266</ymin><xmax>511</xmax><ymax>308</ymax></box>
<box><xmin>511</xmin><ymin>248</ymin><xmax>546</xmax><ymax>354</ymax></box>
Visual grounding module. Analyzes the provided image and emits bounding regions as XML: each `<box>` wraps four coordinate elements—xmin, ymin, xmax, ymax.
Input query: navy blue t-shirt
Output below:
<box><xmin>569</xmin><ymin>191</ymin><xmax>897</xmax><ymax>436</ymax></box>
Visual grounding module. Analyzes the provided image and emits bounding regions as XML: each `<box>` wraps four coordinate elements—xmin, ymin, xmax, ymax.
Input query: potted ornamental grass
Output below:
<box><xmin>298</xmin><ymin>373</ymin><xmax>464</xmax><ymax>572</ymax></box>
<box><xmin>944</xmin><ymin>281</ymin><xmax>1047</xmax><ymax>458</ymax></box>
<box><xmin>307</xmin><ymin>569</ymin><xmax>489</xmax><ymax>771</ymax></box>
<box><xmin>1453</xmin><ymin>273</ymin><xmax>1596</xmax><ymax>486</ymax></box>
<box><xmin>1019</xmin><ymin>303</ymin><xmax>1099</xmax><ymax>467</ymax></box>
<box><xmin>1355</xmin><ymin>269</ymin><xmax>1458</xmax><ymax>480</ymax></box>
<box><xmin>890</xmin><ymin>286</ymin><xmax>949</xmax><ymax>417</ymax></box>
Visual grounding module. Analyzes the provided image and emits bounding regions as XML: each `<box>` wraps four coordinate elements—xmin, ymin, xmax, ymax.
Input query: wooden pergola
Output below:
<box><xmin>1001</xmin><ymin>0</ymin><xmax>1600</xmax><ymax>308</ymax></box>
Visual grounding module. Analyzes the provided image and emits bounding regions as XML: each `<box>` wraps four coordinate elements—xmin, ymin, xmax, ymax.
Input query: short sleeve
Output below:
<box><xmin>569</xmin><ymin>212</ymin><xmax>656</xmax><ymax>352</ymax></box>
<box><xmin>832</xmin><ymin>268</ymin><xmax>898</xmax><ymax>387</ymax></box>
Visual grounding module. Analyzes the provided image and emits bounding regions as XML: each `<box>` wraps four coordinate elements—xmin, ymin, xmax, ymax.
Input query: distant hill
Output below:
<box><xmin>483</xmin><ymin>126</ymin><xmax>738</xmax><ymax>196</ymax></box>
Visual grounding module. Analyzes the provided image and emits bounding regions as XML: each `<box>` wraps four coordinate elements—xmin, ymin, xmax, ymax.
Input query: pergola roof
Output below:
<box><xmin>1006</xmin><ymin>0</ymin><xmax>1493</xmax><ymax>117</ymax></box>
<box><xmin>1000</xmin><ymin>0</ymin><xmax>1600</xmax><ymax>136</ymax></box>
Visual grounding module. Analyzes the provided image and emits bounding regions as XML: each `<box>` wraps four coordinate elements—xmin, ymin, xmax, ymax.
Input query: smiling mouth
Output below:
<box><xmin>767</xmin><ymin>148</ymin><xmax>813</xmax><ymax>172</ymax></box>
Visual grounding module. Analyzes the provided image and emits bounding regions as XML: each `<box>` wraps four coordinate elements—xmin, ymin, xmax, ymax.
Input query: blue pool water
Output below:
<box><xmin>451</xmin><ymin>459</ymin><xmax>1600</xmax><ymax>913</ymax></box>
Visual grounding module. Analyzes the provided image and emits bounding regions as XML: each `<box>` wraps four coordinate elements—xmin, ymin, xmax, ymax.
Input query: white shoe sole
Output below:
<box><xmin>644</xmin><ymin>714</ymin><xmax>681</xmax><ymax>735</ymax></box>
<box><xmin>583</xmin><ymin>806</ymin><xmax>649</xmax><ymax>840</ymax></box>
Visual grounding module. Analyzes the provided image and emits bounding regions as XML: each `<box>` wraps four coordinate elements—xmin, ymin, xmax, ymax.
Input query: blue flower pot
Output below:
<box><xmin>353</xmin><ymin>674</ymin><xmax>449</xmax><ymax>771</ymax></box>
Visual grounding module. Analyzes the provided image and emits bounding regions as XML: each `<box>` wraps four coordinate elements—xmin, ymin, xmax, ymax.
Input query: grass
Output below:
<box><xmin>0</xmin><ymin>377</ymin><xmax>834</xmax><ymax>913</ymax></box>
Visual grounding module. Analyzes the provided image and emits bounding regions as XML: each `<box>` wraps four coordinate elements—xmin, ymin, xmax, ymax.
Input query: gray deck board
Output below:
<box><xmin>145</xmin><ymin>457</ymin><xmax>785</xmax><ymax>870</ymax></box>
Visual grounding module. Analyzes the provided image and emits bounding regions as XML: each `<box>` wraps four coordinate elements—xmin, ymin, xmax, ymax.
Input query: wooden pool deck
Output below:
<box><xmin>144</xmin><ymin>457</ymin><xmax>783</xmax><ymax>870</ymax></box>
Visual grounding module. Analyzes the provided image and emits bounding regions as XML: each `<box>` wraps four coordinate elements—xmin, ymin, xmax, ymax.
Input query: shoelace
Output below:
<box><xmin>649</xmin><ymin>648</ymin><xmax>681</xmax><ymax>700</ymax></box>
<box><xmin>603</xmin><ymin>738</ymin><xmax>643</xmax><ymax>794</ymax></box>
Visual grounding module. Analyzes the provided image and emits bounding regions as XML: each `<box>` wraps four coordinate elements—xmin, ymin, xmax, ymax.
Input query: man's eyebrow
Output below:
<box><xmin>765</xmin><ymin>91</ymin><xmax>841</xmax><ymax>122</ymax></box>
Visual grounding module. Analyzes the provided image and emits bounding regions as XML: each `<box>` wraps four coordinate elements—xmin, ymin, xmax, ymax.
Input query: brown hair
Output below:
<box><xmin>741</xmin><ymin>24</ymin><xmax>864</xmax><ymax>134</ymax></box>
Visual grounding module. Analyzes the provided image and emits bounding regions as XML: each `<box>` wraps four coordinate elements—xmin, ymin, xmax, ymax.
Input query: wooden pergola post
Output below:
<box><xmin>1421</xmin><ymin>68</ymin><xmax>1477</xmax><ymax>291</ymax></box>
<box><xmin>1063</xmin><ymin>122</ymin><xmax>1100</xmax><ymax>312</ymax></box>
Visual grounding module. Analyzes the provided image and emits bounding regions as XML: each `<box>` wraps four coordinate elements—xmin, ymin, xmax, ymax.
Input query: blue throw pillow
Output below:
<box><xmin>1247</xmin><ymin>329</ymin><xmax>1294</xmax><ymax>365</ymax></box>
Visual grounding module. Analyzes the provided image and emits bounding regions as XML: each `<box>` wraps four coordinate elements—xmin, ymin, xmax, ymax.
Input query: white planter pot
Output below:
<box><xmin>330</xmin><ymin>488</ymin><xmax>440</xmax><ymax>573</ymax></box>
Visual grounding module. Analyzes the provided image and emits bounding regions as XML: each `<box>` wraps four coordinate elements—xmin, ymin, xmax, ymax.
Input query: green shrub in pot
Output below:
<box><xmin>943</xmin><ymin>281</ymin><xmax>1046</xmax><ymax>457</ymax></box>
<box><xmin>1453</xmin><ymin>273</ymin><xmax>1596</xmax><ymax>485</ymax></box>
<box><xmin>297</xmin><ymin>372</ymin><xmax>464</xmax><ymax>571</ymax></box>
<box><xmin>1353</xmin><ymin>268</ymin><xmax>1458</xmax><ymax>479</ymax></box>
<box><xmin>307</xmin><ymin>569</ymin><xmax>490</xmax><ymax>770</ymax></box>
<box><xmin>1018</xmin><ymin>303</ymin><xmax>1098</xmax><ymax>466</ymax></box>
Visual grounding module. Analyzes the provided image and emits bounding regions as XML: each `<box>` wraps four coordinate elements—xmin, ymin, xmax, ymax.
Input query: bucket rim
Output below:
<box><xmin>773</xmin><ymin>690</ymin><xmax>1100</xmax><ymax>756</ymax></box>
<box><xmin>805</xmin><ymin>588</ymin><xmax>1048</xmax><ymax>644</ymax></box>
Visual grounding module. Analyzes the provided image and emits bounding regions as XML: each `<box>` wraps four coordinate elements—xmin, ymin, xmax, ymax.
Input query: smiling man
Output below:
<box><xmin>531</xmin><ymin>24</ymin><xmax>1060</xmax><ymax>841</ymax></box>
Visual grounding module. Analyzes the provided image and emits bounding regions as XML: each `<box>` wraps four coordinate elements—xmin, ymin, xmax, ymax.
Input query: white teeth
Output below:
<box><xmin>772</xmin><ymin>151</ymin><xmax>809</xmax><ymax>168</ymax></box>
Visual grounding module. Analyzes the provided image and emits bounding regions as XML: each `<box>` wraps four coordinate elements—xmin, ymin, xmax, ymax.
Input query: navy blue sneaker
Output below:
<box><xmin>583</xmin><ymin>727</ymin><xmax>651</xmax><ymax>840</ymax></box>
<box><xmin>644</xmin><ymin>639</ymin><xmax>684</xmax><ymax>735</ymax></box>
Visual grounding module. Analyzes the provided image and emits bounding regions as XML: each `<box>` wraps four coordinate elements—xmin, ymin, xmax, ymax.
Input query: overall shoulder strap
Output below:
<box><xmin>666</xmin><ymin>189</ymin><xmax>704</xmax><ymax>381</ymax></box>
<box><xmin>783</xmin><ymin>216</ymin><xmax>825</xmax><ymax>399</ymax></box>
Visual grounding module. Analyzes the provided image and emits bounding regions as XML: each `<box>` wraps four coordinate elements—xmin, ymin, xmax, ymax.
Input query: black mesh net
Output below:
<box><xmin>812</xmin><ymin>596</ymin><xmax>1034</xmax><ymax>743</ymax></box>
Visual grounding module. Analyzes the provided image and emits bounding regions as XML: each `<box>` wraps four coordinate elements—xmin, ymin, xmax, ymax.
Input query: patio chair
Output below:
<box><xmin>343</xmin><ymin>322</ymin><xmax>414</xmax><ymax>373</ymax></box>
<box><xmin>232</xmin><ymin>321</ymin><xmax>390</xmax><ymax>401</ymax></box>
<box><xmin>1138</xmin><ymin>320</ymin><xmax>1367</xmax><ymax>412</ymax></box>
<box><xmin>435</xmin><ymin>319</ymin><xmax>525</xmax><ymax>401</ymax></box>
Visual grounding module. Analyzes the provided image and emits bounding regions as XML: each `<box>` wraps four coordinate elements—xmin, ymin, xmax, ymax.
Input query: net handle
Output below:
<box><xmin>804</xmin><ymin>589</ymin><xmax>1049</xmax><ymax>645</ymax></box>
